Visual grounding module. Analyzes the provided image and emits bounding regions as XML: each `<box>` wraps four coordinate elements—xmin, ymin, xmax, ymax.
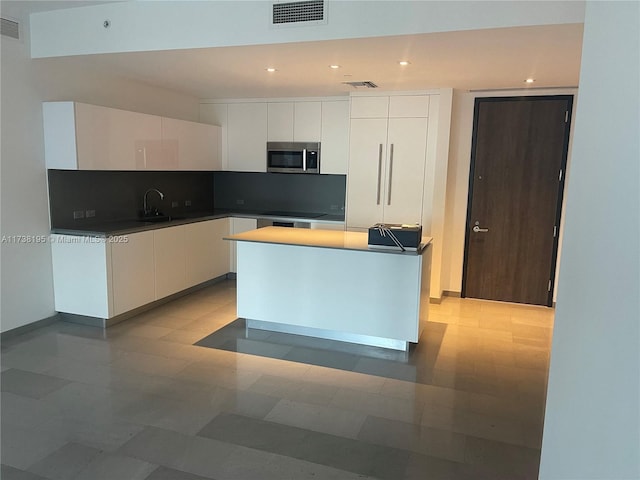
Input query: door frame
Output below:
<box><xmin>461</xmin><ymin>95</ymin><xmax>574</xmax><ymax>306</ymax></box>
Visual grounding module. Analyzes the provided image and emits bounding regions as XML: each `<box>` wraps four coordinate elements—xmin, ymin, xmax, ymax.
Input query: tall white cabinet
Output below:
<box><xmin>347</xmin><ymin>94</ymin><xmax>429</xmax><ymax>229</ymax></box>
<box><xmin>346</xmin><ymin>90</ymin><xmax>453</xmax><ymax>300</ymax></box>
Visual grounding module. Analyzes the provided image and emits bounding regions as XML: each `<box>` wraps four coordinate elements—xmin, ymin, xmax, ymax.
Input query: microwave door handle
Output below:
<box><xmin>302</xmin><ymin>149</ymin><xmax>307</xmax><ymax>171</ymax></box>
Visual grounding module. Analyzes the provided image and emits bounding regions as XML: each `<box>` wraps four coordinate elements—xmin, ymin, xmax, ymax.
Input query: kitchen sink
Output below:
<box><xmin>139</xmin><ymin>215</ymin><xmax>172</xmax><ymax>223</ymax></box>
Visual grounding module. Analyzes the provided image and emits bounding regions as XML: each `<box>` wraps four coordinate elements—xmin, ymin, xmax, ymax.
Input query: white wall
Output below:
<box><xmin>539</xmin><ymin>1</ymin><xmax>639</xmax><ymax>478</ymax></box>
<box><xmin>29</xmin><ymin>1</ymin><xmax>585</xmax><ymax>58</ymax></box>
<box><xmin>0</xmin><ymin>9</ymin><xmax>200</xmax><ymax>333</ymax></box>
<box><xmin>441</xmin><ymin>87</ymin><xmax>577</xmax><ymax>298</ymax></box>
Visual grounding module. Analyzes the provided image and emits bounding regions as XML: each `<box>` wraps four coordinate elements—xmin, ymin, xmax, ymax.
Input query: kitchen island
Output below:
<box><xmin>225</xmin><ymin>227</ymin><xmax>432</xmax><ymax>351</ymax></box>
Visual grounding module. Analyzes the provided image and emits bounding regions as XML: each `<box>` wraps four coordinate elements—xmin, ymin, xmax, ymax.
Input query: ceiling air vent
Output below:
<box><xmin>1</xmin><ymin>17</ymin><xmax>20</xmax><ymax>40</ymax></box>
<box><xmin>342</xmin><ymin>81</ymin><xmax>379</xmax><ymax>89</ymax></box>
<box><xmin>272</xmin><ymin>0</ymin><xmax>327</xmax><ymax>26</ymax></box>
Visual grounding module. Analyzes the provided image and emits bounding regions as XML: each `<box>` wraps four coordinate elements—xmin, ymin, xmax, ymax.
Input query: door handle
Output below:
<box><xmin>387</xmin><ymin>144</ymin><xmax>394</xmax><ymax>205</ymax></box>
<box><xmin>473</xmin><ymin>225</ymin><xmax>489</xmax><ymax>233</ymax></box>
<box><xmin>376</xmin><ymin>144</ymin><xmax>383</xmax><ymax>205</ymax></box>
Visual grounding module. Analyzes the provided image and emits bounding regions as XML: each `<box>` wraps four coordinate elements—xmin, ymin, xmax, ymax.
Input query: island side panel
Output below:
<box><xmin>236</xmin><ymin>241</ymin><xmax>422</xmax><ymax>342</ymax></box>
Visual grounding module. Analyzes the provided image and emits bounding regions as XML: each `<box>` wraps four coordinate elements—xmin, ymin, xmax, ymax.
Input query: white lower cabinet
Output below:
<box><xmin>111</xmin><ymin>231</ymin><xmax>156</xmax><ymax>316</ymax></box>
<box><xmin>229</xmin><ymin>217</ymin><xmax>257</xmax><ymax>273</ymax></box>
<box><xmin>51</xmin><ymin>218</ymin><xmax>231</xmax><ymax>320</ymax></box>
<box><xmin>50</xmin><ymin>234</ymin><xmax>112</xmax><ymax>318</ymax></box>
<box><xmin>185</xmin><ymin>218</ymin><xmax>230</xmax><ymax>285</ymax></box>
<box><xmin>154</xmin><ymin>225</ymin><xmax>189</xmax><ymax>299</ymax></box>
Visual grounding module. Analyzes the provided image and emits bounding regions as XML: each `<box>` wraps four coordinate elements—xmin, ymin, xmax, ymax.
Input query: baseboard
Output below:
<box><xmin>61</xmin><ymin>273</ymin><xmax>232</xmax><ymax>329</ymax></box>
<box><xmin>429</xmin><ymin>290</ymin><xmax>461</xmax><ymax>304</ymax></box>
<box><xmin>1</xmin><ymin>313</ymin><xmax>60</xmax><ymax>341</ymax></box>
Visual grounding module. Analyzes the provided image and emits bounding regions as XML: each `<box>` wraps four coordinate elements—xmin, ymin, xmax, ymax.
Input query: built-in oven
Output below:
<box><xmin>267</xmin><ymin>142</ymin><xmax>320</xmax><ymax>174</ymax></box>
<box><xmin>257</xmin><ymin>219</ymin><xmax>311</xmax><ymax>229</ymax></box>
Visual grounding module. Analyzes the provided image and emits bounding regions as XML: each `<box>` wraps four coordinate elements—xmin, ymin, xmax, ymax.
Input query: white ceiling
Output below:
<box><xmin>2</xmin><ymin>1</ymin><xmax>583</xmax><ymax>99</ymax></box>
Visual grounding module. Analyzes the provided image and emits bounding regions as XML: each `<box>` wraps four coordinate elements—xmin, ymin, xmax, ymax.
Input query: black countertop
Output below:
<box><xmin>51</xmin><ymin>209</ymin><xmax>345</xmax><ymax>237</ymax></box>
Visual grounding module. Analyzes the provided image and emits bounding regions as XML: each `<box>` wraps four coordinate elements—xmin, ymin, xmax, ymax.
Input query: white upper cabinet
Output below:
<box><xmin>294</xmin><ymin>102</ymin><xmax>322</xmax><ymax>141</ymax></box>
<box><xmin>267</xmin><ymin>101</ymin><xmax>322</xmax><ymax>142</ymax></box>
<box><xmin>43</xmin><ymin>101</ymin><xmax>221</xmax><ymax>171</ymax></box>
<box><xmin>161</xmin><ymin>117</ymin><xmax>221</xmax><ymax>170</ymax></box>
<box><xmin>227</xmin><ymin>103</ymin><xmax>268</xmax><ymax>172</ymax></box>
<box><xmin>203</xmin><ymin>98</ymin><xmax>349</xmax><ymax>173</ymax></box>
<box><xmin>199</xmin><ymin>103</ymin><xmax>228</xmax><ymax>169</ymax></box>
<box><xmin>44</xmin><ymin>102</ymin><xmax>164</xmax><ymax>170</ymax></box>
<box><xmin>350</xmin><ymin>96</ymin><xmax>389</xmax><ymax>118</ymax></box>
<box><xmin>267</xmin><ymin>102</ymin><xmax>294</xmax><ymax>141</ymax></box>
<box><xmin>388</xmin><ymin>95</ymin><xmax>430</xmax><ymax>118</ymax></box>
<box><xmin>320</xmin><ymin>100</ymin><xmax>349</xmax><ymax>174</ymax></box>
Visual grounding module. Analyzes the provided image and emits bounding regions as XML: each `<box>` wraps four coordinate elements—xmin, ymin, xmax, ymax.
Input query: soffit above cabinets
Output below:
<box><xmin>9</xmin><ymin>1</ymin><xmax>584</xmax><ymax>99</ymax></box>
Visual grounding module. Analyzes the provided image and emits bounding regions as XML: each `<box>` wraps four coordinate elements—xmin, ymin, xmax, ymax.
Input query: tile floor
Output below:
<box><xmin>1</xmin><ymin>279</ymin><xmax>554</xmax><ymax>479</ymax></box>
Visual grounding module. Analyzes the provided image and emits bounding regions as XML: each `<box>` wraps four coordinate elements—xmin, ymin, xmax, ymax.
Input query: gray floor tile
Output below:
<box><xmin>1</xmin><ymin>422</ymin><xmax>69</xmax><ymax>470</ymax></box>
<box><xmin>198</xmin><ymin>413</ymin><xmax>307</xmax><ymax>452</ymax></box>
<box><xmin>74</xmin><ymin>452</ymin><xmax>157</xmax><ymax>480</ymax></box>
<box><xmin>27</xmin><ymin>442</ymin><xmax>102</xmax><ymax>480</ymax></box>
<box><xmin>1</xmin><ymin>369</ymin><xmax>70</xmax><ymax>399</ymax></box>
<box><xmin>197</xmin><ymin>412</ymin><xmax>409</xmax><ymax>480</ymax></box>
<box><xmin>463</xmin><ymin>435</ymin><xmax>540</xmax><ymax>478</ymax></box>
<box><xmin>1</xmin><ymin>392</ymin><xmax>60</xmax><ymax>429</ymax></box>
<box><xmin>119</xmin><ymin>426</ymin><xmax>193</xmax><ymax>469</ymax></box>
<box><xmin>357</xmin><ymin>415</ymin><xmax>466</xmax><ymax>462</ymax></box>
<box><xmin>265</xmin><ymin>398</ymin><xmax>366</xmax><ymax>438</ymax></box>
<box><xmin>402</xmin><ymin>452</ymin><xmax>475</xmax><ymax>480</ymax></box>
<box><xmin>0</xmin><ymin>464</ymin><xmax>48</xmax><ymax>480</ymax></box>
<box><xmin>283</xmin><ymin>347</ymin><xmax>361</xmax><ymax>370</ymax></box>
<box><xmin>144</xmin><ymin>465</ymin><xmax>216</xmax><ymax>480</ymax></box>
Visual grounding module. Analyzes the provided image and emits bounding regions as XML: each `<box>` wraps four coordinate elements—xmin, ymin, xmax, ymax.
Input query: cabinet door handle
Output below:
<box><xmin>376</xmin><ymin>144</ymin><xmax>383</xmax><ymax>205</ymax></box>
<box><xmin>387</xmin><ymin>144</ymin><xmax>394</xmax><ymax>205</ymax></box>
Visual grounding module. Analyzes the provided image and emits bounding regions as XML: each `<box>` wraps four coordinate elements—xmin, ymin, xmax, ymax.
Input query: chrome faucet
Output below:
<box><xmin>143</xmin><ymin>188</ymin><xmax>164</xmax><ymax>216</ymax></box>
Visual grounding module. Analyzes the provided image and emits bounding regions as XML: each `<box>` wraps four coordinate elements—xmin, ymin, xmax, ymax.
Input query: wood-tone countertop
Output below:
<box><xmin>224</xmin><ymin>226</ymin><xmax>432</xmax><ymax>255</ymax></box>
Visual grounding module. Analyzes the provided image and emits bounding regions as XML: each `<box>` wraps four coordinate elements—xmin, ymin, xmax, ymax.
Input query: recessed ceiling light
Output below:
<box><xmin>399</xmin><ymin>61</ymin><xmax>410</xmax><ymax>66</ymax></box>
<box><xmin>329</xmin><ymin>65</ymin><xmax>341</xmax><ymax>69</ymax></box>
<box><xmin>525</xmin><ymin>78</ymin><xmax>535</xmax><ymax>83</ymax></box>
<box><xmin>266</xmin><ymin>67</ymin><xmax>277</xmax><ymax>73</ymax></box>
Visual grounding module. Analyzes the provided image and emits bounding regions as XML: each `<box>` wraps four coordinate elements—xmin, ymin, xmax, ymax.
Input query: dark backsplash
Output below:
<box><xmin>48</xmin><ymin>170</ymin><xmax>215</xmax><ymax>227</ymax></box>
<box><xmin>213</xmin><ymin>172</ymin><xmax>346</xmax><ymax>215</ymax></box>
<box><xmin>48</xmin><ymin>170</ymin><xmax>346</xmax><ymax>228</ymax></box>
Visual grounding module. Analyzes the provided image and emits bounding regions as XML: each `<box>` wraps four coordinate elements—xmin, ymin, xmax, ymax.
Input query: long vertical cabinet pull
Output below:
<box><xmin>387</xmin><ymin>144</ymin><xmax>394</xmax><ymax>205</ymax></box>
<box><xmin>376</xmin><ymin>144</ymin><xmax>383</xmax><ymax>205</ymax></box>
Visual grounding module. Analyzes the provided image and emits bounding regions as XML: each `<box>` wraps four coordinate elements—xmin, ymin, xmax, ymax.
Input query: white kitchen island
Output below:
<box><xmin>225</xmin><ymin>227</ymin><xmax>432</xmax><ymax>351</ymax></box>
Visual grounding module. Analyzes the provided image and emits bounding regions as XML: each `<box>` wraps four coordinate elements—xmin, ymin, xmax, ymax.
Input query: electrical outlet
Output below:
<box><xmin>184</xmin><ymin>200</ymin><xmax>192</xmax><ymax>207</ymax></box>
<box><xmin>171</xmin><ymin>201</ymin><xmax>179</xmax><ymax>208</ymax></box>
<box><xmin>236</xmin><ymin>199</ymin><xmax>245</xmax><ymax>205</ymax></box>
<box><xmin>85</xmin><ymin>209</ymin><xmax>96</xmax><ymax>218</ymax></box>
<box><xmin>73</xmin><ymin>210</ymin><xmax>85</xmax><ymax>219</ymax></box>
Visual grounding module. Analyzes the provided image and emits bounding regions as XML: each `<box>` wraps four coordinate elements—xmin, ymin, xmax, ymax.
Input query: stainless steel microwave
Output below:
<box><xmin>267</xmin><ymin>142</ymin><xmax>320</xmax><ymax>174</ymax></box>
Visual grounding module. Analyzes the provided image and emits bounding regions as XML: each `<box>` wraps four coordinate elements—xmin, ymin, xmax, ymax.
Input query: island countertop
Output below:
<box><xmin>224</xmin><ymin>226</ymin><xmax>432</xmax><ymax>255</ymax></box>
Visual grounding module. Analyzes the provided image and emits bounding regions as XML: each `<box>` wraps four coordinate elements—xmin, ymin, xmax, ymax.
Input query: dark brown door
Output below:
<box><xmin>462</xmin><ymin>96</ymin><xmax>572</xmax><ymax>306</ymax></box>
